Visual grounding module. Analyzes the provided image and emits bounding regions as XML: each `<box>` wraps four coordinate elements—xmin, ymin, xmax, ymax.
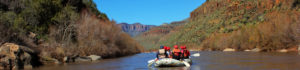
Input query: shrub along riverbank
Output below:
<box><xmin>0</xmin><ymin>0</ymin><xmax>143</xmax><ymax>69</ymax></box>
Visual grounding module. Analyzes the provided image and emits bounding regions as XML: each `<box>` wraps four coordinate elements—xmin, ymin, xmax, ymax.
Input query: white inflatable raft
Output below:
<box><xmin>148</xmin><ymin>58</ymin><xmax>192</xmax><ymax>67</ymax></box>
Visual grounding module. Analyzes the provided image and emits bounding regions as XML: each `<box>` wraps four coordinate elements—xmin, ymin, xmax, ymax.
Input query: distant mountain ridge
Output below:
<box><xmin>134</xmin><ymin>20</ymin><xmax>187</xmax><ymax>50</ymax></box>
<box><xmin>117</xmin><ymin>23</ymin><xmax>156</xmax><ymax>37</ymax></box>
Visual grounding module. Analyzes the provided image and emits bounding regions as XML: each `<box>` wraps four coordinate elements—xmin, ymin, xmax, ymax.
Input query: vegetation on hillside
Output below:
<box><xmin>0</xmin><ymin>0</ymin><xmax>143</xmax><ymax>63</ymax></box>
<box><xmin>140</xmin><ymin>0</ymin><xmax>300</xmax><ymax>51</ymax></box>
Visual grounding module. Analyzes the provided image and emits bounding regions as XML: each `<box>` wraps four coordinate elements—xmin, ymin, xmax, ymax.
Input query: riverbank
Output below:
<box><xmin>187</xmin><ymin>46</ymin><xmax>300</xmax><ymax>53</ymax></box>
<box><xmin>0</xmin><ymin>42</ymin><xmax>142</xmax><ymax>70</ymax></box>
<box><xmin>194</xmin><ymin>45</ymin><xmax>300</xmax><ymax>53</ymax></box>
<box><xmin>144</xmin><ymin>45</ymin><xmax>300</xmax><ymax>53</ymax></box>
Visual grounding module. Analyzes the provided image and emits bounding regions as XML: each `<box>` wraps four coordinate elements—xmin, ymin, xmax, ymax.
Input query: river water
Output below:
<box><xmin>34</xmin><ymin>51</ymin><xmax>300</xmax><ymax>70</ymax></box>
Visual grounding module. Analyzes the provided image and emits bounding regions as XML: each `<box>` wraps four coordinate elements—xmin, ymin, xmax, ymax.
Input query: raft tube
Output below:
<box><xmin>148</xmin><ymin>58</ymin><xmax>192</xmax><ymax>67</ymax></box>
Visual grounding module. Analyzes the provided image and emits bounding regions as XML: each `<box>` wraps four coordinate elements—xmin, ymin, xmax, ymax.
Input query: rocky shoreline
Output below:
<box><xmin>222</xmin><ymin>46</ymin><xmax>300</xmax><ymax>53</ymax></box>
<box><xmin>189</xmin><ymin>46</ymin><xmax>300</xmax><ymax>53</ymax></box>
<box><xmin>0</xmin><ymin>43</ymin><xmax>104</xmax><ymax>70</ymax></box>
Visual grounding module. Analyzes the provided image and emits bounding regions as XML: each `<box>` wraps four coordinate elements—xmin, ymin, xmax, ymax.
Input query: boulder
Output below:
<box><xmin>16</xmin><ymin>51</ymin><xmax>32</xmax><ymax>68</ymax></box>
<box><xmin>23</xmin><ymin>65</ymin><xmax>32</xmax><ymax>69</ymax></box>
<box><xmin>28</xmin><ymin>32</ymin><xmax>37</xmax><ymax>39</ymax></box>
<box><xmin>298</xmin><ymin>45</ymin><xmax>300</xmax><ymax>55</ymax></box>
<box><xmin>223</xmin><ymin>48</ymin><xmax>235</xmax><ymax>52</ymax></box>
<box><xmin>0</xmin><ymin>43</ymin><xmax>19</xmax><ymax>69</ymax></box>
<box><xmin>250</xmin><ymin>48</ymin><xmax>261</xmax><ymax>52</ymax></box>
<box><xmin>0</xmin><ymin>43</ymin><xmax>34</xmax><ymax>69</ymax></box>
<box><xmin>0</xmin><ymin>43</ymin><xmax>19</xmax><ymax>59</ymax></box>
<box><xmin>63</xmin><ymin>57</ymin><xmax>68</xmax><ymax>62</ymax></box>
<box><xmin>298</xmin><ymin>45</ymin><xmax>300</xmax><ymax>51</ymax></box>
<box><xmin>64</xmin><ymin>55</ymin><xmax>101</xmax><ymax>63</ymax></box>
<box><xmin>74</xmin><ymin>56</ymin><xmax>92</xmax><ymax>62</ymax></box>
<box><xmin>278</xmin><ymin>49</ymin><xmax>288</xmax><ymax>53</ymax></box>
<box><xmin>208</xmin><ymin>48</ymin><xmax>213</xmax><ymax>51</ymax></box>
<box><xmin>64</xmin><ymin>55</ymin><xmax>78</xmax><ymax>63</ymax></box>
<box><xmin>64</xmin><ymin>55</ymin><xmax>93</xmax><ymax>63</ymax></box>
<box><xmin>244</xmin><ymin>49</ymin><xmax>251</xmax><ymax>51</ymax></box>
<box><xmin>0</xmin><ymin>55</ymin><xmax>15</xmax><ymax>69</ymax></box>
<box><xmin>40</xmin><ymin>56</ymin><xmax>60</xmax><ymax>64</ymax></box>
<box><xmin>287</xmin><ymin>46</ymin><xmax>299</xmax><ymax>52</ymax></box>
<box><xmin>88</xmin><ymin>55</ymin><xmax>101</xmax><ymax>61</ymax></box>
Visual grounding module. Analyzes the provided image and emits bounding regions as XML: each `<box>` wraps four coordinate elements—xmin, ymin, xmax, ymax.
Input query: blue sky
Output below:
<box><xmin>95</xmin><ymin>0</ymin><xmax>206</xmax><ymax>25</ymax></box>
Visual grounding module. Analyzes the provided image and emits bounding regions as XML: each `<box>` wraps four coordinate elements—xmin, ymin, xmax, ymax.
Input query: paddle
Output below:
<box><xmin>182</xmin><ymin>61</ymin><xmax>190</xmax><ymax>67</ymax></box>
<box><xmin>191</xmin><ymin>53</ymin><xmax>200</xmax><ymax>57</ymax></box>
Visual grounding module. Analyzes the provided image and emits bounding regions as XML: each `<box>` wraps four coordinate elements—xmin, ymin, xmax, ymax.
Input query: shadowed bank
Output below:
<box><xmin>0</xmin><ymin>0</ymin><xmax>143</xmax><ymax>69</ymax></box>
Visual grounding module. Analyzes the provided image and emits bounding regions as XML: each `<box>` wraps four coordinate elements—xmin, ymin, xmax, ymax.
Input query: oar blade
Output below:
<box><xmin>183</xmin><ymin>61</ymin><xmax>190</xmax><ymax>67</ymax></box>
<box><xmin>191</xmin><ymin>53</ymin><xmax>200</xmax><ymax>57</ymax></box>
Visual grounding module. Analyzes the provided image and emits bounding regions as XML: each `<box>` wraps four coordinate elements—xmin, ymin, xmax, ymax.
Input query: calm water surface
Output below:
<box><xmin>34</xmin><ymin>51</ymin><xmax>300</xmax><ymax>70</ymax></box>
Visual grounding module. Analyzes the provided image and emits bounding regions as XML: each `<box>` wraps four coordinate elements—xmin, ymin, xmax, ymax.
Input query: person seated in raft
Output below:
<box><xmin>180</xmin><ymin>46</ymin><xmax>190</xmax><ymax>59</ymax></box>
<box><xmin>172</xmin><ymin>45</ymin><xmax>182</xmax><ymax>60</ymax></box>
<box><xmin>156</xmin><ymin>46</ymin><xmax>168</xmax><ymax>60</ymax></box>
<box><xmin>164</xmin><ymin>46</ymin><xmax>172</xmax><ymax>58</ymax></box>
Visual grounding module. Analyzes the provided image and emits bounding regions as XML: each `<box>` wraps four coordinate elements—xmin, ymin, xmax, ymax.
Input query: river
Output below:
<box><xmin>34</xmin><ymin>51</ymin><xmax>300</xmax><ymax>70</ymax></box>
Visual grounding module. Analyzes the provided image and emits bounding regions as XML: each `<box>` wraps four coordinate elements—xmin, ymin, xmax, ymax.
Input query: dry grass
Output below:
<box><xmin>200</xmin><ymin>11</ymin><xmax>300</xmax><ymax>51</ymax></box>
<box><xmin>33</xmin><ymin>10</ymin><xmax>144</xmax><ymax>61</ymax></box>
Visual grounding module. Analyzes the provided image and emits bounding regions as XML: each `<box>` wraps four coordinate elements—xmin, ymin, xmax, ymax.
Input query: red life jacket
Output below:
<box><xmin>181</xmin><ymin>49</ymin><xmax>190</xmax><ymax>58</ymax></box>
<box><xmin>172</xmin><ymin>49</ymin><xmax>181</xmax><ymax>56</ymax></box>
